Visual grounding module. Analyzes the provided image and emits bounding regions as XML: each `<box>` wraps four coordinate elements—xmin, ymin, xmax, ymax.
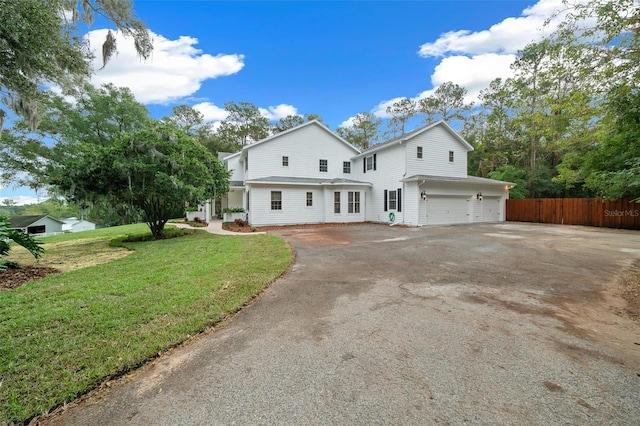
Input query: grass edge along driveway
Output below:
<box><xmin>0</xmin><ymin>228</ymin><xmax>291</xmax><ymax>423</ymax></box>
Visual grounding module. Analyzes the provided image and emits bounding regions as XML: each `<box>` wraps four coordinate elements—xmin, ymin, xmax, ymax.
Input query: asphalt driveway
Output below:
<box><xmin>50</xmin><ymin>223</ymin><xmax>640</xmax><ymax>425</ymax></box>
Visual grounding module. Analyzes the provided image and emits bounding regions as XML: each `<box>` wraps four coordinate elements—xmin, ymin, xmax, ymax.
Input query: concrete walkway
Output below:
<box><xmin>170</xmin><ymin>219</ymin><xmax>265</xmax><ymax>235</ymax></box>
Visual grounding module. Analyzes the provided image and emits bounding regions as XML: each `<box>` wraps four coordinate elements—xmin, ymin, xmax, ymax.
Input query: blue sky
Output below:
<box><xmin>2</xmin><ymin>0</ymin><xmax>569</xmax><ymax>205</ymax></box>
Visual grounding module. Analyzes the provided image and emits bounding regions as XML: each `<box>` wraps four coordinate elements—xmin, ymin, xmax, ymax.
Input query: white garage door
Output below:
<box><xmin>426</xmin><ymin>196</ymin><xmax>470</xmax><ymax>225</ymax></box>
<box><xmin>482</xmin><ymin>197</ymin><xmax>502</xmax><ymax>222</ymax></box>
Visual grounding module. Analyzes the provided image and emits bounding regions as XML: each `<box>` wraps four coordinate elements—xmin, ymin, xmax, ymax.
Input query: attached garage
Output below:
<box><xmin>425</xmin><ymin>196</ymin><xmax>471</xmax><ymax>225</ymax></box>
<box><xmin>482</xmin><ymin>196</ymin><xmax>502</xmax><ymax>222</ymax></box>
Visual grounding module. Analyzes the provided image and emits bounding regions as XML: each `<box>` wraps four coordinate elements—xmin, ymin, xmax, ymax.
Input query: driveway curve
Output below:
<box><xmin>49</xmin><ymin>223</ymin><xmax>640</xmax><ymax>425</ymax></box>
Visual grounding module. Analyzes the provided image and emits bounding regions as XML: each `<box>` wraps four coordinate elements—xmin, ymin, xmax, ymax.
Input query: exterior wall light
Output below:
<box><xmin>420</xmin><ymin>190</ymin><xmax>427</xmax><ymax>201</ymax></box>
<box><xmin>476</xmin><ymin>192</ymin><xmax>483</xmax><ymax>200</ymax></box>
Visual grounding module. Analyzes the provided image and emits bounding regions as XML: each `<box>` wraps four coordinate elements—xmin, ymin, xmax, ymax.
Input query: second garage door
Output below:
<box><xmin>425</xmin><ymin>196</ymin><xmax>471</xmax><ymax>225</ymax></box>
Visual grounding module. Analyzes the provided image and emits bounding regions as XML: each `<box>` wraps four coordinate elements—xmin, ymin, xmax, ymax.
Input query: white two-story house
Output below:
<box><xmin>214</xmin><ymin>120</ymin><xmax>513</xmax><ymax>227</ymax></box>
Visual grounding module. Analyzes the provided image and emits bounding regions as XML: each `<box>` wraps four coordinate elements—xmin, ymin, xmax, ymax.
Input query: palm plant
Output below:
<box><xmin>0</xmin><ymin>216</ymin><xmax>44</xmax><ymax>270</ymax></box>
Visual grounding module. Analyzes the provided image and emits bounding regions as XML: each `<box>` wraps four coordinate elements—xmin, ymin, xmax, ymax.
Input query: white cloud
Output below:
<box><xmin>418</xmin><ymin>0</ymin><xmax>565</xmax><ymax>58</ymax></box>
<box><xmin>0</xmin><ymin>195</ymin><xmax>43</xmax><ymax>206</ymax></box>
<box><xmin>339</xmin><ymin>116</ymin><xmax>355</xmax><ymax>128</ymax></box>
<box><xmin>426</xmin><ymin>53</ymin><xmax>518</xmax><ymax>103</ymax></box>
<box><xmin>373</xmin><ymin>0</ymin><xmax>571</xmax><ymax>115</ymax></box>
<box><xmin>371</xmin><ymin>97</ymin><xmax>407</xmax><ymax>119</ymax></box>
<box><xmin>86</xmin><ymin>29</ymin><xmax>245</xmax><ymax>104</ymax></box>
<box><xmin>259</xmin><ymin>104</ymin><xmax>298</xmax><ymax>121</ymax></box>
<box><xmin>192</xmin><ymin>102</ymin><xmax>299</xmax><ymax>131</ymax></box>
<box><xmin>192</xmin><ymin>102</ymin><xmax>229</xmax><ymax>122</ymax></box>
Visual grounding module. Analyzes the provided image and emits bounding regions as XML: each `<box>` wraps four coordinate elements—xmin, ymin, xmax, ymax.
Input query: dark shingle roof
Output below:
<box><xmin>8</xmin><ymin>215</ymin><xmax>49</xmax><ymax>228</ymax></box>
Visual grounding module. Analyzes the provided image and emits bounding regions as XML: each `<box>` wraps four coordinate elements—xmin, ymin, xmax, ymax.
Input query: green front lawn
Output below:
<box><xmin>0</xmin><ymin>227</ymin><xmax>291</xmax><ymax>423</ymax></box>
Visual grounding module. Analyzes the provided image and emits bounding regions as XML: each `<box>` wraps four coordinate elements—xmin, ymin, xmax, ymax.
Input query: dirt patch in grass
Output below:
<box><xmin>3</xmin><ymin>238</ymin><xmax>133</xmax><ymax>290</ymax></box>
<box><xmin>0</xmin><ymin>266</ymin><xmax>60</xmax><ymax>289</ymax></box>
<box><xmin>39</xmin><ymin>239</ymin><xmax>133</xmax><ymax>272</ymax></box>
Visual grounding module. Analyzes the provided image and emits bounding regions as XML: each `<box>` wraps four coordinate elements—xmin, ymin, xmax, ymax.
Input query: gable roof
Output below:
<box><xmin>245</xmin><ymin>120</ymin><xmax>361</xmax><ymax>154</ymax></box>
<box><xmin>354</xmin><ymin>120</ymin><xmax>473</xmax><ymax>158</ymax></box>
<box><xmin>8</xmin><ymin>215</ymin><xmax>65</xmax><ymax>228</ymax></box>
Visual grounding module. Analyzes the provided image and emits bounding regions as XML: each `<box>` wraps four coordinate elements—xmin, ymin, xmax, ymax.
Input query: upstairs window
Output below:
<box><xmin>343</xmin><ymin>161</ymin><xmax>351</xmax><ymax>174</ymax></box>
<box><xmin>449</xmin><ymin>151</ymin><xmax>454</xmax><ymax>162</ymax></box>
<box><xmin>363</xmin><ymin>154</ymin><xmax>377</xmax><ymax>173</ymax></box>
<box><xmin>417</xmin><ymin>146</ymin><xmax>423</xmax><ymax>159</ymax></box>
<box><xmin>319</xmin><ymin>159</ymin><xmax>328</xmax><ymax>172</ymax></box>
<box><xmin>282</xmin><ymin>156</ymin><xmax>289</xmax><ymax>166</ymax></box>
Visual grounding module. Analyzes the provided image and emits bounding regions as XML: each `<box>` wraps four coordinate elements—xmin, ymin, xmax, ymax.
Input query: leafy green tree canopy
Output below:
<box><xmin>53</xmin><ymin>122</ymin><xmax>230</xmax><ymax>238</ymax></box>
<box><xmin>0</xmin><ymin>0</ymin><xmax>152</xmax><ymax>129</ymax></box>
<box><xmin>336</xmin><ymin>112</ymin><xmax>382</xmax><ymax>150</ymax></box>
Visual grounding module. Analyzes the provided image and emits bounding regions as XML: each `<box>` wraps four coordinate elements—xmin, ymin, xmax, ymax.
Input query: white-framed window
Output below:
<box><xmin>282</xmin><ymin>156</ymin><xmax>289</xmax><ymax>166</ymax></box>
<box><xmin>363</xmin><ymin>154</ymin><xmax>376</xmax><ymax>173</ymax></box>
<box><xmin>388</xmin><ymin>190</ymin><xmax>397</xmax><ymax>210</ymax></box>
<box><xmin>348</xmin><ymin>191</ymin><xmax>360</xmax><ymax>214</ymax></box>
<box><xmin>319</xmin><ymin>159</ymin><xmax>328</xmax><ymax>172</ymax></box>
<box><xmin>306</xmin><ymin>192</ymin><xmax>313</xmax><ymax>207</ymax></box>
<box><xmin>449</xmin><ymin>151</ymin><xmax>454</xmax><ymax>162</ymax></box>
<box><xmin>334</xmin><ymin>191</ymin><xmax>341</xmax><ymax>213</ymax></box>
<box><xmin>417</xmin><ymin>146</ymin><xmax>423</xmax><ymax>159</ymax></box>
<box><xmin>343</xmin><ymin>161</ymin><xmax>351</xmax><ymax>174</ymax></box>
<box><xmin>271</xmin><ymin>191</ymin><xmax>282</xmax><ymax>210</ymax></box>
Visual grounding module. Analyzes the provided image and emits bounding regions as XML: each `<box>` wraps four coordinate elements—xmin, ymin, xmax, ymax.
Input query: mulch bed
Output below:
<box><xmin>0</xmin><ymin>266</ymin><xmax>60</xmax><ymax>290</ymax></box>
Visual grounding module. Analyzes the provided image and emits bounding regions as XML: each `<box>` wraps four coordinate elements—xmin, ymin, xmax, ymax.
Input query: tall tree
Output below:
<box><xmin>166</xmin><ymin>105</ymin><xmax>209</xmax><ymax>136</ymax></box>
<box><xmin>274</xmin><ymin>115</ymin><xmax>305</xmax><ymax>133</ymax></box>
<box><xmin>336</xmin><ymin>112</ymin><xmax>382</xmax><ymax>150</ymax></box>
<box><xmin>0</xmin><ymin>84</ymin><xmax>151</xmax><ymax>190</ymax></box>
<box><xmin>385</xmin><ymin>98</ymin><xmax>416</xmax><ymax>137</ymax></box>
<box><xmin>215</xmin><ymin>101</ymin><xmax>270</xmax><ymax>149</ymax></box>
<box><xmin>0</xmin><ymin>0</ymin><xmax>152</xmax><ymax>129</ymax></box>
<box><xmin>418</xmin><ymin>82</ymin><xmax>473</xmax><ymax>126</ymax></box>
<box><xmin>53</xmin><ymin>122</ymin><xmax>230</xmax><ymax>238</ymax></box>
<box><xmin>304</xmin><ymin>113</ymin><xmax>324</xmax><ymax>123</ymax></box>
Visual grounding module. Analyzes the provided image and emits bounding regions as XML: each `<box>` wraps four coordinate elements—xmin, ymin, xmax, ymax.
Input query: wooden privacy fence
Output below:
<box><xmin>506</xmin><ymin>198</ymin><xmax>640</xmax><ymax>230</ymax></box>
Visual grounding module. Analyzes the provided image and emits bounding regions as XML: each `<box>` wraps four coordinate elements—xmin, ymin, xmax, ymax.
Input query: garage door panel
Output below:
<box><xmin>426</xmin><ymin>196</ymin><xmax>470</xmax><ymax>225</ymax></box>
<box><xmin>482</xmin><ymin>197</ymin><xmax>502</xmax><ymax>222</ymax></box>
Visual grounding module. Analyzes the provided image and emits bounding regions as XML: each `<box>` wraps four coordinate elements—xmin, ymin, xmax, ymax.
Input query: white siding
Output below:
<box><xmin>249</xmin><ymin>185</ymin><xmax>325</xmax><ymax>227</ymax></box>
<box><xmin>246</xmin><ymin>124</ymin><xmax>358</xmax><ymax>181</ymax></box>
<box><xmin>226</xmin><ymin>189</ymin><xmax>244</xmax><ymax>210</ymax></box>
<box><xmin>406</xmin><ymin>126</ymin><xmax>468</xmax><ymax>178</ymax></box>
<box><xmin>353</xmin><ymin>145</ymin><xmax>406</xmax><ymax>224</ymax></box>
<box><xmin>226</xmin><ymin>154</ymin><xmax>244</xmax><ymax>182</ymax></box>
<box><xmin>248</xmin><ymin>184</ymin><xmax>366</xmax><ymax>227</ymax></box>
